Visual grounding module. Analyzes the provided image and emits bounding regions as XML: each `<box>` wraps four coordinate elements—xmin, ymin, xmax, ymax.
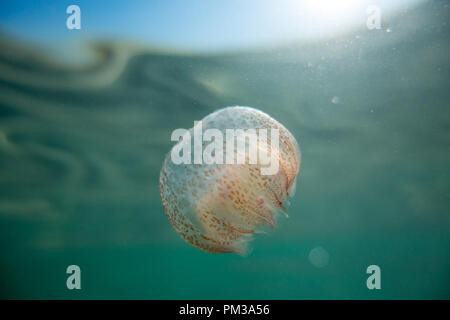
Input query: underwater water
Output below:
<box><xmin>0</xmin><ymin>2</ymin><xmax>449</xmax><ymax>299</ymax></box>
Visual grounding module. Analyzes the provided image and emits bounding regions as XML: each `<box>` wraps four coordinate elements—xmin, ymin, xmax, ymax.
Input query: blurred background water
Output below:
<box><xmin>0</xmin><ymin>0</ymin><xmax>449</xmax><ymax>299</ymax></box>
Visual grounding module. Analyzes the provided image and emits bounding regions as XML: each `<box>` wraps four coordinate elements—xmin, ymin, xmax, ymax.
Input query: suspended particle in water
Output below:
<box><xmin>331</xmin><ymin>96</ymin><xmax>340</xmax><ymax>104</ymax></box>
<box><xmin>308</xmin><ymin>246</ymin><xmax>330</xmax><ymax>268</ymax></box>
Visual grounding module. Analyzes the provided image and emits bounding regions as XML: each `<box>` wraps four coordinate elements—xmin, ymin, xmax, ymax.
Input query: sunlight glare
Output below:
<box><xmin>303</xmin><ymin>0</ymin><xmax>362</xmax><ymax>21</ymax></box>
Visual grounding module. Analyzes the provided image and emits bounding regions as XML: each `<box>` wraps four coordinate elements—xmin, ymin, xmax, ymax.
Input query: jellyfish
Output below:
<box><xmin>159</xmin><ymin>106</ymin><xmax>301</xmax><ymax>255</ymax></box>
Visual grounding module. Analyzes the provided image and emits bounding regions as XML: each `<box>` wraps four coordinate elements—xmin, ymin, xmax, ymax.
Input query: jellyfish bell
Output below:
<box><xmin>159</xmin><ymin>106</ymin><xmax>301</xmax><ymax>255</ymax></box>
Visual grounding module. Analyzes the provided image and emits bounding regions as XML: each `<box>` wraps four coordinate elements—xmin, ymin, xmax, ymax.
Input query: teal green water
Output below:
<box><xmin>0</xmin><ymin>3</ymin><xmax>449</xmax><ymax>299</ymax></box>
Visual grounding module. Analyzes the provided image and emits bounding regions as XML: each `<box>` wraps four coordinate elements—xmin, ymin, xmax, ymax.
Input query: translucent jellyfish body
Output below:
<box><xmin>159</xmin><ymin>106</ymin><xmax>300</xmax><ymax>254</ymax></box>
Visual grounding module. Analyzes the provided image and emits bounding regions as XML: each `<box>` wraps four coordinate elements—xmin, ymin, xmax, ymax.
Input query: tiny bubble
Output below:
<box><xmin>331</xmin><ymin>96</ymin><xmax>340</xmax><ymax>104</ymax></box>
<box><xmin>308</xmin><ymin>246</ymin><xmax>329</xmax><ymax>268</ymax></box>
